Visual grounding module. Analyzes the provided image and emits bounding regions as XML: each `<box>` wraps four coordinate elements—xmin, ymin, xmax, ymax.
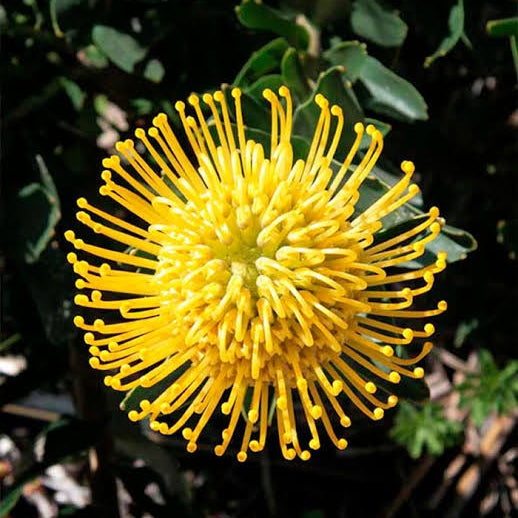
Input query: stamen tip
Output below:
<box><xmin>401</xmin><ymin>161</ymin><xmax>415</xmax><ymax>174</ymax></box>
<box><xmin>186</xmin><ymin>442</ymin><xmax>197</xmax><ymax>453</ymax></box>
<box><xmin>237</xmin><ymin>451</ymin><xmax>247</xmax><ymax>462</ymax></box>
<box><xmin>413</xmin><ymin>367</ymin><xmax>425</xmax><ymax>378</ymax></box>
<box><xmin>365</xmin><ymin>382</ymin><xmax>377</xmax><ymax>394</ymax></box>
<box><xmin>128</xmin><ymin>411</ymin><xmax>140</xmax><ymax>422</ymax></box>
<box><xmin>337</xmin><ymin>438</ymin><xmax>348</xmax><ymax>450</ymax></box>
<box><xmin>373</xmin><ymin>408</ymin><xmax>384</xmax><ymax>420</ymax></box>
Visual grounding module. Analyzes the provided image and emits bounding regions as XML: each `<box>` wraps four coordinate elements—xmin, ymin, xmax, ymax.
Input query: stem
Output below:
<box><xmin>69</xmin><ymin>346</ymin><xmax>121</xmax><ymax>518</ymax></box>
<box><xmin>510</xmin><ymin>36</ymin><xmax>518</xmax><ymax>84</ymax></box>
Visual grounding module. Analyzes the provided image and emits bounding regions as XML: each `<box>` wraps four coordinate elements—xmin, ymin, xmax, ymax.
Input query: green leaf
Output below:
<box><xmin>351</xmin><ymin>170</ymin><xmax>476</xmax><ymax>265</ymax></box>
<box><xmin>424</xmin><ymin>0</ymin><xmax>466</xmax><ymax>68</ymax></box>
<box><xmin>454</xmin><ymin>318</ymin><xmax>479</xmax><ymax>347</ymax></box>
<box><xmin>390</xmin><ymin>402</ymin><xmax>463</xmax><ymax>458</ymax></box>
<box><xmin>323</xmin><ymin>40</ymin><xmax>369</xmax><ymax>83</ymax></box>
<box><xmin>0</xmin><ymin>333</ymin><xmax>22</xmax><ymax>353</ymax></box>
<box><xmin>359</xmin><ymin>117</ymin><xmax>391</xmax><ymax>149</ymax></box>
<box><xmin>0</xmin><ymin>486</ymin><xmax>23</xmax><ymax>517</ymax></box>
<box><xmin>425</xmin><ymin>223</ymin><xmax>477</xmax><ymax>262</ymax></box>
<box><xmin>486</xmin><ymin>17</ymin><xmax>518</xmax><ymax>38</ymax></box>
<box><xmin>131</xmin><ymin>98</ymin><xmax>154</xmax><ymax>115</ymax></box>
<box><xmin>359</xmin><ymin>55</ymin><xmax>428</xmax><ymax>121</ymax></box>
<box><xmin>92</xmin><ymin>25</ymin><xmax>147</xmax><ymax>73</ymax></box>
<box><xmin>245</xmin><ymin>74</ymin><xmax>285</xmax><ymax>99</ymax></box>
<box><xmin>458</xmin><ymin>350</ymin><xmax>518</xmax><ymax>426</ymax></box>
<box><xmin>81</xmin><ymin>44</ymin><xmax>109</xmax><ymax>69</ymax></box>
<box><xmin>236</xmin><ymin>0</ymin><xmax>309</xmax><ymax>50</ymax></box>
<box><xmin>16</xmin><ymin>155</ymin><xmax>61</xmax><ymax>264</ymax></box>
<box><xmin>58</xmin><ymin>77</ymin><xmax>86</xmax><ymax>110</ymax></box>
<box><xmin>143</xmin><ymin>58</ymin><xmax>165</xmax><ymax>83</ymax></box>
<box><xmin>293</xmin><ymin>66</ymin><xmax>364</xmax><ymax>153</ymax></box>
<box><xmin>281</xmin><ymin>47</ymin><xmax>311</xmax><ymax>102</ymax></box>
<box><xmin>234</xmin><ymin>37</ymin><xmax>289</xmax><ymax>88</ymax></box>
<box><xmin>351</xmin><ymin>0</ymin><xmax>407</xmax><ymax>47</ymax></box>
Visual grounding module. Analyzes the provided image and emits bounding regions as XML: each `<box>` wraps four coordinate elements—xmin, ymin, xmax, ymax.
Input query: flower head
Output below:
<box><xmin>66</xmin><ymin>86</ymin><xmax>447</xmax><ymax>461</ymax></box>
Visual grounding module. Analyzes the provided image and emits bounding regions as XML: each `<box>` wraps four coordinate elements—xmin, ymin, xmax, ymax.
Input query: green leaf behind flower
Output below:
<box><xmin>359</xmin><ymin>56</ymin><xmax>428</xmax><ymax>121</ymax></box>
<box><xmin>323</xmin><ymin>40</ymin><xmax>369</xmax><ymax>83</ymax></box>
<box><xmin>293</xmin><ymin>66</ymin><xmax>364</xmax><ymax>152</ymax></box>
<box><xmin>234</xmin><ymin>37</ymin><xmax>290</xmax><ymax>88</ymax></box>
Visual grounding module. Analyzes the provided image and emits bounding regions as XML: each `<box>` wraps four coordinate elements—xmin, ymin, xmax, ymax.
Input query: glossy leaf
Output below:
<box><xmin>351</xmin><ymin>0</ymin><xmax>407</xmax><ymax>47</ymax></box>
<box><xmin>359</xmin><ymin>56</ymin><xmax>428</xmax><ymax>121</ymax></box>
<box><xmin>293</xmin><ymin>67</ymin><xmax>364</xmax><ymax>152</ymax></box>
<box><xmin>323</xmin><ymin>40</ymin><xmax>368</xmax><ymax>83</ymax></box>
<box><xmin>234</xmin><ymin>37</ymin><xmax>289</xmax><ymax>88</ymax></box>
<box><xmin>236</xmin><ymin>0</ymin><xmax>309</xmax><ymax>50</ymax></box>
<box><xmin>424</xmin><ymin>0</ymin><xmax>466</xmax><ymax>68</ymax></box>
<box><xmin>92</xmin><ymin>25</ymin><xmax>147</xmax><ymax>73</ymax></box>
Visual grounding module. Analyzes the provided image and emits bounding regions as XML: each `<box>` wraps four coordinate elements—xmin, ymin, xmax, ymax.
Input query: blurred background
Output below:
<box><xmin>1</xmin><ymin>1</ymin><xmax>517</xmax><ymax>517</ymax></box>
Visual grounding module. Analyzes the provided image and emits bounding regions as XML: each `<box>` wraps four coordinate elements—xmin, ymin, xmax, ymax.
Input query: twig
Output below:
<box><xmin>379</xmin><ymin>455</ymin><xmax>436</xmax><ymax>518</ymax></box>
<box><xmin>69</xmin><ymin>346</ymin><xmax>120</xmax><ymax>518</ymax></box>
<box><xmin>260</xmin><ymin>451</ymin><xmax>277</xmax><ymax>517</ymax></box>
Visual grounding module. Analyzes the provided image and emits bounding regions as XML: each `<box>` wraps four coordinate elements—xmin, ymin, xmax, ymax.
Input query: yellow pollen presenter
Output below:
<box><xmin>66</xmin><ymin>86</ymin><xmax>447</xmax><ymax>461</ymax></box>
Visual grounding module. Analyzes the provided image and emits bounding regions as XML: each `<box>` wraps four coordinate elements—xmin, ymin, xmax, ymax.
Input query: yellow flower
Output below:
<box><xmin>66</xmin><ymin>86</ymin><xmax>447</xmax><ymax>461</ymax></box>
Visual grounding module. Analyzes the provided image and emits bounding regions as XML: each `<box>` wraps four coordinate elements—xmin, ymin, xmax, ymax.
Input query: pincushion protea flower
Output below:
<box><xmin>66</xmin><ymin>86</ymin><xmax>447</xmax><ymax>461</ymax></box>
